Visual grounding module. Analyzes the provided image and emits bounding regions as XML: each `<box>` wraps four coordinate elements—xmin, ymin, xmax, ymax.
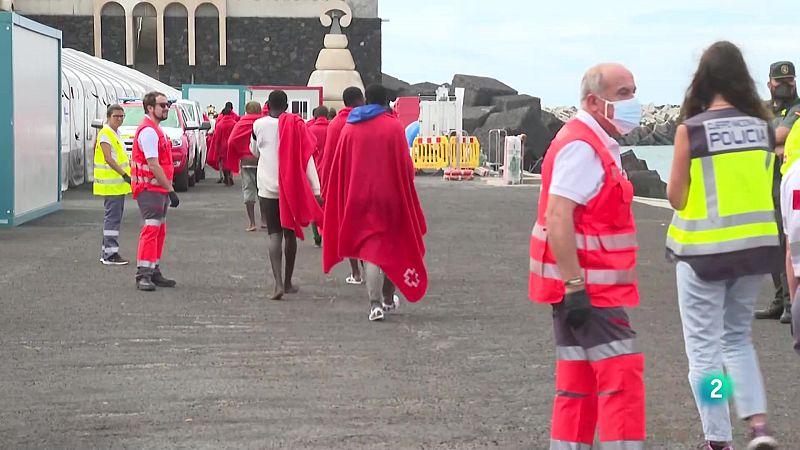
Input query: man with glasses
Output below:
<box><xmin>94</xmin><ymin>104</ymin><xmax>131</xmax><ymax>265</ymax></box>
<box><xmin>131</xmin><ymin>91</ymin><xmax>181</xmax><ymax>291</ymax></box>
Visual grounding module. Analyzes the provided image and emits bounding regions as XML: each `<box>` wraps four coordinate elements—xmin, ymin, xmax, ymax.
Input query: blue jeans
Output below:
<box><xmin>675</xmin><ymin>261</ymin><xmax>768</xmax><ymax>442</ymax></box>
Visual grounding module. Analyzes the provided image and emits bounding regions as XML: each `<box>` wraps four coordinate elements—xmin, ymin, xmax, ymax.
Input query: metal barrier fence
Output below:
<box><xmin>449</xmin><ymin>136</ymin><xmax>481</xmax><ymax>169</ymax></box>
<box><xmin>411</xmin><ymin>136</ymin><xmax>449</xmax><ymax>170</ymax></box>
<box><xmin>411</xmin><ymin>135</ymin><xmax>481</xmax><ymax>170</ymax></box>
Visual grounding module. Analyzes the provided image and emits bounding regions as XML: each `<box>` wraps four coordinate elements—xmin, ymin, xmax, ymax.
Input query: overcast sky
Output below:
<box><xmin>379</xmin><ymin>0</ymin><xmax>799</xmax><ymax>107</ymax></box>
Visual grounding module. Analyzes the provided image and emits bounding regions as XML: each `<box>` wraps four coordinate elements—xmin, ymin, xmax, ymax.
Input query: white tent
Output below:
<box><xmin>60</xmin><ymin>48</ymin><xmax>180</xmax><ymax>190</ymax></box>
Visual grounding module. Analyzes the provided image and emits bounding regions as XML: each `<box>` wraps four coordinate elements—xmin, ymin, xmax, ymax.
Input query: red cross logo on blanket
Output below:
<box><xmin>793</xmin><ymin>190</ymin><xmax>800</xmax><ymax>210</ymax></box>
<box><xmin>404</xmin><ymin>268</ymin><xmax>420</xmax><ymax>288</ymax></box>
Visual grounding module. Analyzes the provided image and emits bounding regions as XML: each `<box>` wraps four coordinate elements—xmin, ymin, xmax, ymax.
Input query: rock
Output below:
<box><xmin>629</xmin><ymin>170</ymin><xmax>667</xmax><ymax>199</ymax></box>
<box><xmin>383</xmin><ymin>73</ymin><xmax>411</xmax><ymax>101</ymax></box>
<box><xmin>540</xmin><ymin>111</ymin><xmax>565</xmax><ymax>139</ymax></box>
<box><xmin>463</xmin><ymin>106</ymin><xmax>496</xmax><ymax>133</ymax></box>
<box><xmin>402</xmin><ymin>82</ymin><xmax>442</xmax><ymax>97</ymax></box>
<box><xmin>620</xmin><ymin>150</ymin><xmax>649</xmax><ymax>173</ymax></box>
<box><xmin>452</xmin><ymin>74</ymin><xmax>518</xmax><ymax>107</ymax></box>
<box><xmin>473</xmin><ymin>106</ymin><xmax>554</xmax><ymax>170</ymax></box>
<box><xmin>491</xmin><ymin>94</ymin><xmax>541</xmax><ymax>112</ymax></box>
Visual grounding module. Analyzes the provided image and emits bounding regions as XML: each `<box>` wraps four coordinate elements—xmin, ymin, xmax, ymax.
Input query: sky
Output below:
<box><xmin>379</xmin><ymin>0</ymin><xmax>800</xmax><ymax>107</ymax></box>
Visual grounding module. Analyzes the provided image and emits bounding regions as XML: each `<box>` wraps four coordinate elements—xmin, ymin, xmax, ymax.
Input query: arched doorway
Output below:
<box><xmin>131</xmin><ymin>1</ymin><xmax>158</xmax><ymax>77</ymax></box>
<box><xmin>100</xmin><ymin>2</ymin><xmax>126</xmax><ymax>66</ymax></box>
<box><xmin>194</xmin><ymin>2</ymin><xmax>220</xmax><ymax>81</ymax></box>
<box><xmin>163</xmin><ymin>2</ymin><xmax>190</xmax><ymax>85</ymax></box>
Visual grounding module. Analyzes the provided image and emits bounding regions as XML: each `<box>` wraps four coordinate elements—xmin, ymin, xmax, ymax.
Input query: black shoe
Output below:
<box><xmin>136</xmin><ymin>276</ymin><xmax>156</xmax><ymax>291</ymax></box>
<box><xmin>781</xmin><ymin>306</ymin><xmax>792</xmax><ymax>324</ymax></box>
<box><xmin>152</xmin><ymin>272</ymin><xmax>176</xmax><ymax>288</ymax></box>
<box><xmin>754</xmin><ymin>304</ymin><xmax>783</xmax><ymax>320</ymax></box>
<box><xmin>101</xmin><ymin>253</ymin><xmax>129</xmax><ymax>266</ymax></box>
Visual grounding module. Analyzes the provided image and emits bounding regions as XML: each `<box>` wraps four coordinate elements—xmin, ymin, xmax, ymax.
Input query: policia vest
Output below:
<box><xmin>666</xmin><ymin>108</ymin><xmax>782</xmax><ymax>280</ymax></box>
<box><xmin>93</xmin><ymin>125</ymin><xmax>132</xmax><ymax>196</ymax></box>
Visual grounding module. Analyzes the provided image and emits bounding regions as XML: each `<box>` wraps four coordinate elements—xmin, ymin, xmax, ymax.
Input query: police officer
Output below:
<box><xmin>755</xmin><ymin>61</ymin><xmax>800</xmax><ymax>323</ymax></box>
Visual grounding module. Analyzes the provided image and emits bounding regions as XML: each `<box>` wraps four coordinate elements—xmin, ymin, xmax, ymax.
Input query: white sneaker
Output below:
<box><xmin>382</xmin><ymin>294</ymin><xmax>400</xmax><ymax>313</ymax></box>
<box><xmin>369</xmin><ymin>305</ymin><xmax>384</xmax><ymax>321</ymax></box>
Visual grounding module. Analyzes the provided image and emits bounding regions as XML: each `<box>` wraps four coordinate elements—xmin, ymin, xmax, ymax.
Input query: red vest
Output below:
<box><xmin>529</xmin><ymin>119</ymin><xmax>639</xmax><ymax>308</ymax></box>
<box><xmin>131</xmin><ymin>116</ymin><xmax>174</xmax><ymax>198</ymax></box>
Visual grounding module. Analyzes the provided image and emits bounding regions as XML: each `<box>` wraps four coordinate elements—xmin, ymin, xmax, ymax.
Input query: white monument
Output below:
<box><xmin>307</xmin><ymin>0</ymin><xmax>365</xmax><ymax>110</ymax></box>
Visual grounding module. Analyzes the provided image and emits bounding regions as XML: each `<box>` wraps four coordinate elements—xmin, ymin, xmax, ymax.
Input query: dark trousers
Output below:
<box><xmin>771</xmin><ymin>187</ymin><xmax>790</xmax><ymax>309</ymax></box>
<box><xmin>101</xmin><ymin>195</ymin><xmax>125</xmax><ymax>258</ymax></box>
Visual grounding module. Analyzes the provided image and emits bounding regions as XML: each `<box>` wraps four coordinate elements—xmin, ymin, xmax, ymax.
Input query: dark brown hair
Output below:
<box><xmin>106</xmin><ymin>104</ymin><xmax>124</xmax><ymax>118</ymax></box>
<box><xmin>680</xmin><ymin>41</ymin><xmax>772</xmax><ymax>122</ymax></box>
<box><xmin>142</xmin><ymin>91</ymin><xmax>166</xmax><ymax>114</ymax></box>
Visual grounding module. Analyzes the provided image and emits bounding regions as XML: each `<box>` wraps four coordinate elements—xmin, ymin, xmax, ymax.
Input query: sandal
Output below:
<box><xmin>345</xmin><ymin>275</ymin><xmax>364</xmax><ymax>285</ymax></box>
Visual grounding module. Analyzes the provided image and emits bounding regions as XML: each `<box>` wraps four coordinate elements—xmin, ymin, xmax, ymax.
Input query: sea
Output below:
<box><xmin>625</xmin><ymin>145</ymin><xmax>673</xmax><ymax>182</ymax></box>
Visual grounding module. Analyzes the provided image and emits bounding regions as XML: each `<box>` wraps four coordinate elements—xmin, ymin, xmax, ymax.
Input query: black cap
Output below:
<box><xmin>770</xmin><ymin>61</ymin><xmax>795</xmax><ymax>79</ymax></box>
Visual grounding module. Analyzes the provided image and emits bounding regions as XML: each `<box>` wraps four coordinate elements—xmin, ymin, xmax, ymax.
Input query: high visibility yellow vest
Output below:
<box><xmin>781</xmin><ymin>116</ymin><xmax>800</xmax><ymax>175</ymax></box>
<box><xmin>93</xmin><ymin>125</ymin><xmax>132</xmax><ymax>196</ymax></box>
<box><xmin>666</xmin><ymin>111</ymin><xmax>779</xmax><ymax>258</ymax></box>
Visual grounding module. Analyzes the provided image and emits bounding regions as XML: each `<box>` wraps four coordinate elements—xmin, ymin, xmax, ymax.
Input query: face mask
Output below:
<box><xmin>602</xmin><ymin>97</ymin><xmax>642</xmax><ymax>135</ymax></box>
<box><xmin>773</xmin><ymin>83</ymin><xmax>796</xmax><ymax>100</ymax></box>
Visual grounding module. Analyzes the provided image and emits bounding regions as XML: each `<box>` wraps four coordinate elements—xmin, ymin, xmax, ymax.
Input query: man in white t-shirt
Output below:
<box><xmin>780</xmin><ymin>158</ymin><xmax>800</xmax><ymax>354</ymax></box>
<box><xmin>251</xmin><ymin>90</ymin><xmax>321</xmax><ymax>300</ymax></box>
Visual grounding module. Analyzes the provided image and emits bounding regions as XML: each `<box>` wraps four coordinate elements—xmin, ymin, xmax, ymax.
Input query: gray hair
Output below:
<box><xmin>580</xmin><ymin>69</ymin><xmax>604</xmax><ymax>101</ymax></box>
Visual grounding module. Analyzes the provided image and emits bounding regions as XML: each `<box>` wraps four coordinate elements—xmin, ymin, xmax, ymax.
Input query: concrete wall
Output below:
<box><xmin>15</xmin><ymin>0</ymin><xmax>379</xmax><ymax>18</ymax></box>
<box><xmin>27</xmin><ymin>14</ymin><xmax>381</xmax><ymax>89</ymax></box>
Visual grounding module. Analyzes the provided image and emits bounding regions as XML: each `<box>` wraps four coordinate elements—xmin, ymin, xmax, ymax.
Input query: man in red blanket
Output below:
<box><xmin>323</xmin><ymin>84</ymin><xmax>427</xmax><ymax>321</ymax></box>
<box><xmin>307</xmin><ymin>105</ymin><xmax>329</xmax><ymax>247</ymax></box>
<box><xmin>213</xmin><ymin>105</ymin><xmax>238</xmax><ymax>186</ymax></box>
<box><xmin>251</xmin><ymin>90</ymin><xmax>323</xmax><ymax>300</ymax></box>
<box><xmin>228</xmin><ymin>101</ymin><xmax>267</xmax><ymax>231</ymax></box>
<box><xmin>321</xmin><ymin>87</ymin><xmax>365</xmax><ymax>285</ymax></box>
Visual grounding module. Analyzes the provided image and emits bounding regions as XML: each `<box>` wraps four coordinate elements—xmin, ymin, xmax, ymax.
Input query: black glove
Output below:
<box><xmin>564</xmin><ymin>288</ymin><xmax>591</xmax><ymax>328</ymax></box>
<box><xmin>122</xmin><ymin>174</ymin><xmax>131</xmax><ymax>185</ymax></box>
<box><xmin>168</xmin><ymin>191</ymin><xmax>180</xmax><ymax>208</ymax></box>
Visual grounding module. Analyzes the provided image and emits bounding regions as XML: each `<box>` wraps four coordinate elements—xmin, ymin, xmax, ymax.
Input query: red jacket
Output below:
<box><xmin>308</xmin><ymin>116</ymin><xmax>329</xmax><ymax>169</ymax></box>
<box><xmin>528</xmin><ymin>119</ymin><xmax>639</xmax><ymax>308</ymax></box>
<box><xmin>131</xmin><ymin>116</ymin><xmax>173</xmax><ymax>198</ymax></box>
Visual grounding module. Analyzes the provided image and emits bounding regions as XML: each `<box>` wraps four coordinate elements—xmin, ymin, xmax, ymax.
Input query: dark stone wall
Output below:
<box><xmin>99</xmin><ymin>16</ymin><xmax>126</xmax><ymax>66</ymax></box>
<box><xmin>26</xmin><ymin>15</ymin><xmax>382</xmax><ymax>90</ymax></box>
<box><xmin>27</xmin><ymin>15</ymin><xmax>126</xmax><ymax>66</ymax></box>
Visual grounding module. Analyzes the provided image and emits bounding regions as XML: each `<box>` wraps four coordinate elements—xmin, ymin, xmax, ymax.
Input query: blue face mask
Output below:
<box><xmin>602</xmin><ymin>97</ymin><xmax>642</xmax><ymax>134</ymax></box>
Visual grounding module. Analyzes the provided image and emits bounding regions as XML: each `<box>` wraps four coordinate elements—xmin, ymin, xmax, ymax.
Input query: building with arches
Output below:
<box><xmin>14</xmin><ymin>0</ymin><xmax>380</xmax><ymax>88</ymax></box>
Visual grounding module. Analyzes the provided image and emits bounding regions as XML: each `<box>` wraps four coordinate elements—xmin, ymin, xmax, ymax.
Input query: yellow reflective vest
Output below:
<box><xmin>666</xmin><ymin>110</ymin><xmax>779</xmax><ymax>262</ymax></box>
<box><xmin>781</xmin><ymin>114</ymin><xmax>800</xmax><ymax>175</ymax></box>
<box><xmin>93</xmin><ymin>125</ymin><xmax>132</xmax><ymax>196</ymax></box>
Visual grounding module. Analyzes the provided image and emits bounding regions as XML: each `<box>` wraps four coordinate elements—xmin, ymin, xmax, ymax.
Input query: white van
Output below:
<box><xmin>177</xmin><ymin>99</ymin><xmax>212</xmax><ymax>182</ymax></box>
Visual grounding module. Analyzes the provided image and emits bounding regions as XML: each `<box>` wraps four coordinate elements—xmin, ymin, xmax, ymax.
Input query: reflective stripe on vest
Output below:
<box><xmin>531</xmin><ymin>224</ymin><xmax>636</xmax><ymax>251</ymax></box>
<box><xmin>93</xmin><ymin>126</ymin><xmax>131</xmax><ymax>196</ymax></box>
<box><xmin>530</xmin><ymin>259</ymin><xmax>637</xmax><ymax>285</ymax></box>
<box><xmin>667</xmin><ymin>148</ymin><xmax>779</xmax><ymax>256</ymax></box>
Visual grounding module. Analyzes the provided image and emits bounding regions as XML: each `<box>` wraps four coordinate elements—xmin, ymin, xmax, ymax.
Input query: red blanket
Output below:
<box><xmin>308</xmin><ymin>117</ymin><xmax>329</xmax><ymax>170</ymax></box>
<box><xmin>226</xmin><ymin>113</ymin><xmax>261</xmax><ymax>175</ymax></box>
<box><xmin>206</xmin><ymin>132</ymin><xmax>218</xmax><ymax>170</ymax></box>
<box><xmin>320</xmin><ymin>107</ymin><xmax>352</xmax><ymax>198</ymax></box>
<box><xmin>278</xmin><ymin>113</ymin><xmax>324</xmax><ymax>240</ymax></box>
<box><xmin>212</xmin><ymin>114</ymin><xmax>237</xmax><ymax>172</ymax></box>
<box><xmin>322</xmin><ymin>112</ymin><xmax>428</xmax><ymax>301</ymax></box>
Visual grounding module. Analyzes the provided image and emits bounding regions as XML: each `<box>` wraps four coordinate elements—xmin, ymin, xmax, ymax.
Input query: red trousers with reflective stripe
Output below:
<box><xmin>136</xmin><ymin>190</ymin><xmax>169</xmax><ymax>275</ymax></box>
<box><xmin>550</xmin><ymin>303</ymin><xmax>646</xmax><ymax>446</ymax></box>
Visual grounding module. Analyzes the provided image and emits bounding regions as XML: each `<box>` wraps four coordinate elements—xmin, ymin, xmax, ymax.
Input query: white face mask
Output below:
<box><xmin>602</xmin><ymin>97</ymin><xmax>642</xmax><ymax>135</ymax></box>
